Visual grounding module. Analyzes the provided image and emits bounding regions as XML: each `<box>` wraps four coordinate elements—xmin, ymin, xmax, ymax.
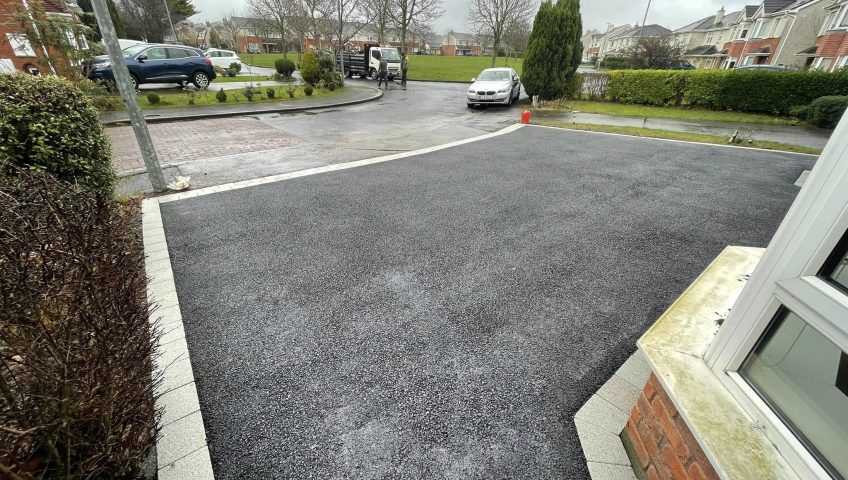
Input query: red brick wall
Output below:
<box><xmin>0</xmin><ymin>0</ymin><xmax>38</xmax><ymax>72</ymax></box>
<box><xmin>624</xmin><ymin>373</ymin><xmax>720</xmax><ymax>480</ymax></box>
<box><xmin>723</xmin><ymin>37</ymin><xmax>781</xmax><ymax>64</ymax></box>
<box><xmin>815</xmin><ymin>32</ymin><xmax>848</xmax><ymax>60</ymax></box>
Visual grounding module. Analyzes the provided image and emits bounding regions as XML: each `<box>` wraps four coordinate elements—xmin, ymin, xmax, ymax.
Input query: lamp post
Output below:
<box><xmin>164</xmin><ymin>0</ymin><xmax>177</xmax><ymax>43</ymax></box>
<box><xmin>642</xmin><ymin>0</ymin><xmax>652</xmax><ymax>27</ymax></box>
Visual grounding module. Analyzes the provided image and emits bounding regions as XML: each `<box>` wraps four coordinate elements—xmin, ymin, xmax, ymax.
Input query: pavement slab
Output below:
<box><xmin>160</xmin><ymin>126</ymin><xmax>814</xmax><ymax>479</ymax></box>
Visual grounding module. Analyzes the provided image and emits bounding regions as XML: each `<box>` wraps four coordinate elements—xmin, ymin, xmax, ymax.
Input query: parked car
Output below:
<box><xmin>467</xmin><ymin>67</ymin><xmax>521</xmax><ymax>108</ymax></box>
<box><xmin>671</xmin><ymin>61</ymin><xmax>696</xmax><ymax>70</ymax></box>
<box><xmin>736</xmin><ymin>65</ymin><xmax>788</xmax><ymax>71</ymax></box>
<box><xmin>87</xmin><ymin>44</ymin><xmax>216</xmax><ymax>89</ymax></box>
<box><xmin>204</xmin><ymin>48</ymin><xmax>242</xmax><ymax>69</ymax></box>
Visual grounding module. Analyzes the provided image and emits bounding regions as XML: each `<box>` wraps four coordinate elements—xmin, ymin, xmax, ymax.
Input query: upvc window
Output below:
<box><xmin>837</xmin><ymin>56</ymin><xmax>848</xmax><ymax>70</ymax></box>
<box><xmin>814</xmin><ymin>56</ymin><xmax>835</xmax><ymax>70</ymax></box>
<box><xmin>707</xmin><ymin>113</ymin><xmax>848</xmax><ymax>479</ymax></box>
<box><xmin>6</xmin><ymin>33</ymin><xmax>35</xmax><ymax>57</ymax></box>
<box><xmin>753</xmin><ymin>19</ymin><xmax>770</xmax><ymax>38</ymax></box>
<box><xmin>830</xmin><ymin>5</ymin><xmax>848</xmax><ymax>29</ymax></box>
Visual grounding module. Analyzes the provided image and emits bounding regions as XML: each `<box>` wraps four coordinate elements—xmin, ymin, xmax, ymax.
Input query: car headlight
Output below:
<box><xmin>468</xmin><ymin>88</ymin><xmax>476</xmax><ymax>94</ymax></box>
<box><xmin>497</xmin><ymin>87</ymin><xmax>510</xmax><ymax>93</ymax></box>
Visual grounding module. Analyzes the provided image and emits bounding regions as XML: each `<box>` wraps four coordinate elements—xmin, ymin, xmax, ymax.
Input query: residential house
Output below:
<box><xmin>674</xmin><ymin>8</ymin><xmax>743</xmax><ymax>69</ymax></box>
<box><xmin>423</xmin><ymin>34</ymin><xmax>442</xmax><ymax>55</ymax></box>
<box><xmin>603</xmin><ymin>24</ymin><xmax>673</xmax><ymax>57</ymax></box>
<box><xmin>720</xmin><ymin>0</ymin><xmax>826</xmax><ymax>69</ymax></box>
<box><xmin>442</xmin><ymin>31</ymin><xmax>482</xmax><ymax>56</ymax></box>
<box><xmin>1</xmin><ymin>0</ymin><xmax>87</xmax><ymax>75</ymax></box>
<box><xmin>809</xmin><ymin>0</ymin><xmax>848</xmax><ymax>70</ymax></box>
<box><xmin>581</xmin><ymin>28</ymin><xmax>601</xmax><ymax>61</ymax></box>
<box><xmin>593</xmin><ymin>24</ymin><xmax>632</xmax><ymax>61</ymax></box>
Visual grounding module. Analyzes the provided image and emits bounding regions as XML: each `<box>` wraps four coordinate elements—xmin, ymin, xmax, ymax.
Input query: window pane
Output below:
<box><xmin>167</xmin><ymin>48</ymin><xmax>188</xmax><ymax>59</ymax></box>
<box><xmin>822</xmin><ymin>230</ymin><xmax>848</xmax><ymax>291</ymax></box>
<box><xmin>740</xmin><ymin>308</ymin><xmax>848</xmax><ymax>478</ymax></box>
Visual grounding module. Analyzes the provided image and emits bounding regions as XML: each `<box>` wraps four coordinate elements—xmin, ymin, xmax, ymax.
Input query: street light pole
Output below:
<box><xmin>90</xmin><ymin>0</ymin><xmax>167</xmax><ymax>192</ymax></box>
<box><xmin>163</xmin><ymin>0</ymin><xmax>178</xmax><ymax>43</ymax></box>
<box><xmin>642</xmin><ymin>0</ymin><xmax>652</xmax><ymax>27</ymax></box>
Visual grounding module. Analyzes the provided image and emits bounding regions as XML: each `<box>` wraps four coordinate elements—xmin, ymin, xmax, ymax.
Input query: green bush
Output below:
<box><xmin>327</xmin><ymin>82</ymin><xmax>336</xmax><ymax>91</ymax></box>
<box><xmin>0</xmin><ymin>74</ymin><xmax>115</xmax><ymax>193</ymax></box>
<box><xmin>606</xmin><ymin>70</ymin><xmax>687</xmax><ymax>106</ymax></box>
<box><xmin>229</xmin><ymin>61</ymin><xmax>242</xmax><ymax>73</ymax></box>
<box><xmin>563</xmin><ymin>72</ymin><xmax>583</xmax><ymax>100</ymax></box>
<box><xmin>599</xmin><ymin>56</ymin><xmax>632</xmax><ymax>70</ymax></box>
<box><xmin>807</xmin><ymin>96</ymin><xmax>848</xmax><ymax>128</ymax></box>
<box><xmin>242</xmin><ymin>84</ymin><xmax>257</xmax><ymax>101</ymax></box>
<box><xmin>321</xmin><ymin>71</ymin><xmax>341</xmax><ymax>88</ymax></box>
<box><xmin>789</xmin><ymin>104</ymin><xmax>809</xmax><ymax>119</ymax></box>
<box><xmin>522</xmin><ymin>0</ymin><xmax>581</xmax><ymax>100</ymax></box>
<box><xmin>266</xmin><ymin>87</ymin><xmax>276</xmax><ymax>99</ymax></box>
<box><xmin>286</xmin><ymin>85</ymin><xmax>296</xmax><ymax>98</ymax></box>
<box><xmin>318</xmin><ymin>54</ymin><xmax>334</xmax><ymax>72</ymax></box>
<box><xmin>274</xmin><ymin>57</ymin><xmax>296</xmax><ymax>77</ymax></box>
<box><xmin>216</xmin><ymin>87</ymin><xmax>227</xmax><ymax>102</ymax></box>
<box><xmin>300</xmin><ymin>52</ymin><xmax>321</xmax><ymax>84</ymax></box>
<box><xmin>0</xmin><ymin>168</ymin><xmax>159</xmax><ymax>478</ymax></box>
<box><xmin>304</xmin><ymin>83</ymin><xmax>314</xmax><ymax>96</ymax></box>
<box><xmin>146</xmin><ymin>92</ymin><xmax>161</xmax><ymax>105</ymax></box>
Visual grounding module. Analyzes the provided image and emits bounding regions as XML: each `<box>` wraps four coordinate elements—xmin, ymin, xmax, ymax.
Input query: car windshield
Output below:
<box><xmin>123</xmin><ymin>45</ymin><xmax>148</xmax><ymax>57</ymax></box>
<box><xmin>477</xmin><ymin>70</ymin><xmax>510</xmax><ymax>81</ymax></box>
<box><xmin>381</xmin><ymin>48</ymin><xmax>400</xmax><ymax>61</ymax></box>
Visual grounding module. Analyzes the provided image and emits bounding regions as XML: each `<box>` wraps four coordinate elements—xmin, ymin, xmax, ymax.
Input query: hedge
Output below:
<box><xmin>807</xmin><ymin>96</ymin><xmax>848</xmax><ymax>128</ymax></box>
<box><xmin>0</xmin><ymin>73</ymin><xmax>115</xmax><ymax>193</ymax></box>
<box><xmin>607</xmin><ymin>70</ymin><xmax>686</xmax><ymax>106</ymax></box>
<box><xmin>1</xmin><ymin>168</ymin><xmax>160</xmax><ymax>478</ymax></box>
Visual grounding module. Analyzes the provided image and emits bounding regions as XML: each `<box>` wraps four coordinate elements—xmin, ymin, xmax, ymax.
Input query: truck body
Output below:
<box><xmin>337</xmin><ymin>43</ymin><xmax>402</xmax><ymax>80</ymax></box>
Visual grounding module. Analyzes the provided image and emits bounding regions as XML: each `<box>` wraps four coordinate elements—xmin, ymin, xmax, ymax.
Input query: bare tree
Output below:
<box><xmin>319</xmin><ymin>0</ymin><xmax>368</xmax><ymax>84</ymax></box>
<box><xmin>626</xmin><ymin>35</ymin><xmax>683</xmax><ymax>69</ymax></box>
<box><xmin>220</xmin><ymin>14</ymin><xmax>244</xmax><ymax>51</ymax></box>
<box><xmin>389</xmin><ymin>0</ymin><xmax>443</xmax><ymax>54</ymax></box>
<box><xmin>247</xmin><ymin>0</ymin><xmax>293</xmax><ymax>53</ymax></box>
<box><xmin>502</xmin><ymin>16</ymin><xmax>530</xmax><ymax>64</ymax></box>
<box><xmin>364</xmin><ymin>0</ymin><xmax>393</xmax><ymax>44</ymax></box>
<box><xmin>409</xmin><ymin>19</ymin><xmax>434</xmax><ymax>53</ymax></box>
<box><xmin>468</xmin><ymin>0</ymin><xmax>534</xmax><ymax>67</ymax></box>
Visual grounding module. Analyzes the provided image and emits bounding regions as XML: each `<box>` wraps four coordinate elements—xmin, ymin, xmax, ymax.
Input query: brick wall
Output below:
<box><xmin>624</xmin><ymin>373</ymin><xmax>720</xmax><ymax>480</ymax></box>
<box><xmin>815</xmin><ymin>32</ymin><xmax>848</xmax><ymax>61</ymax></box>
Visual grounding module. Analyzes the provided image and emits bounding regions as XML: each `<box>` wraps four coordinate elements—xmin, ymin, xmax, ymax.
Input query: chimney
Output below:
<box><xmin>715</xmin><ymin>7</ymin><xmax>726</xmax><ymax>25</ymax></box>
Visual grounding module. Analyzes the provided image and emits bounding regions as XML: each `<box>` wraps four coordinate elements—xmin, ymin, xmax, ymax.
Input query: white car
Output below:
<box><xmin>467</xmin><ymin>67</ymin><xmax>521</xmax><ymax>108</ymax></box>
<box><xmin>205</xmin><ymin>48</ymin><xmax>242</xmax><ymax>69</ymax></box>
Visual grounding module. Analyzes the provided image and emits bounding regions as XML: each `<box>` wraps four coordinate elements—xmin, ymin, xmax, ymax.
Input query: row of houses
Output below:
<box><xmin>583</xmin><ymin>0</ymin><xmax>848</xmax><ymax>72</ymax></box>
<box><xmin>179</xmin><ymin>18</ymin><xmax>483</xmax><ymax>57</ymax></box>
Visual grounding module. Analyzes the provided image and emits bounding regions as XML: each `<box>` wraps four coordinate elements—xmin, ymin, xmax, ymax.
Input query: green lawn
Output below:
<box><xmin>139</xmin><ymin>85</ymin><xmax>340</xmax><ymax>109</ymax></box>
<box><xmin>539</xmin><ymin>100</ymin><xmax>800</xmax><ymax>126</ymax></box>
<box><xmin>212</xmin><ymin>75</ymin><xmax>273</xmax><ymax>83</ymax></box>
<box><xmin>537</xmin><ymin>121</ymin><xmax>821</xmax><ymax>155</ymax></box>
<box><xmin>246</xmin><ymin>53</ymin><xmax>522</xmax><ymax>82</ymax></box>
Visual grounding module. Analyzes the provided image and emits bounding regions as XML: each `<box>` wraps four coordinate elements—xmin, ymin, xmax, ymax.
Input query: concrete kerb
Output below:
<box><xmin>142</xmin><ymin>199</ymin><xmax>214</xmax><ymax>480</ymax></box>
<box><xmin>140</xmin><ymin>123</ymin><xmax>525</xmax><ymax>479</ymax></box>
<box><xmin>101</xmin><ymin>85</ymin><xmax>383</xmax><ymax>126</ymax></box>
<box><xmin>574</xmin><ymin>350</ymin><xmax>652</xmax><ymax>480</ymax></box>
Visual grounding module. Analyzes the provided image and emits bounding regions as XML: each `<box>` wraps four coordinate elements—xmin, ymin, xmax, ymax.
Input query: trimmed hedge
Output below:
<box><xmin>807</xmin><ymin>96</ymin><xmax>848</xmax><ymax>128</ymax></box>
<box><xmin>601</xmin><ymin>69</ymin><xmax>848</xmax><ymax>115</ymax></box>
<box><xmin>274</xmin><ymin>57</ymin><xmax>296</xmax><ymax>77</ymax></box>
<box><xmin>0</xmin><ymin>74</ymin><xmax>115</xmax><ymax>193</ymax></box>
<box><xmin>607</xmin><ymin>70</ymin><xmax>686</xmax><ymax>106</ymax></box>
<box><xmin>300</xmin><ymin>52</ymin><xmax>321</xmax><ymax>84</ymax></box>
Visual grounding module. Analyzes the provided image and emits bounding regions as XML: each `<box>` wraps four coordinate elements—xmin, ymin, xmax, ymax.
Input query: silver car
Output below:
<box><xmin>467</xmin><ymin>67</ymin><xmax>521</xmax><ymax>108</ymax></box>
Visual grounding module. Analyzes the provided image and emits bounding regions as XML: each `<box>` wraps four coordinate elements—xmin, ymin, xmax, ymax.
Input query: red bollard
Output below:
<box><xmin>521</xmin><ymin>110</ymin><xmax>531</xmax><ymax>124</ymax></box>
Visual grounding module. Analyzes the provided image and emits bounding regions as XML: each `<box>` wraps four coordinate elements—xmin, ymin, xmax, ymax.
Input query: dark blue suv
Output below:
<box><xmin>88</xmin><ymin>44</ymin><xmax>216</xmax><ymax>89</ymax></box>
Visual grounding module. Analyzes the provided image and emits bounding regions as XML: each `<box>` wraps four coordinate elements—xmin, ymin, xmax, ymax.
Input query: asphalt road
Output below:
<box><xmin>161</xmin><ymin>126</ymin><xmax>814</xmax><ymax>479</ymax></box>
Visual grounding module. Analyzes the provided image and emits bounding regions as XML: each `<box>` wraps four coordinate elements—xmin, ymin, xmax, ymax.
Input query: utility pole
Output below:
<box><xmin>164</xmin><ymin>0</ymin><xmax>178</xmax><ymax>43</ymax></box>
<box><xmin>642</xmin><ymin>0</ymin><xmax>652</xmax><ymax>27</ymax></box>
<box><xmin>91</xmin><ymin>0</ymin><xmax>168</xmax><ymax>192</ymax></box>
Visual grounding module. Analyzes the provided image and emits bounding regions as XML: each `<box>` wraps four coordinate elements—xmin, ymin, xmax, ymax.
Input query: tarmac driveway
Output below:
<box><xmin>161</xmin><ymin>126</ymin><xmax>815</xmax><ymax>479</ymax></box>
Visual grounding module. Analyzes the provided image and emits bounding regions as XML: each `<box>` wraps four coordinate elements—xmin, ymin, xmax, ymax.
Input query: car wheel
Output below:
<box><xmin>192</xmin><ymin>71</ymin><xmax>210</xmax><ymax>89</ymax></box>
<box><xmin>369</xmin><ymin>68</ymin><xmax>378</xmax><ymax>80</ymax></box>
<box><xmin>129</xmin><ymin>74</ymin><xmax>138</xmax><ymax>91</ymax></box>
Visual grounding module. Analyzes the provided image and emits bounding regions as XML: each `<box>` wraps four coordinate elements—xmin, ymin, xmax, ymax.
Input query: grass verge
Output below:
<box><xmin>537</xmin><ymin>100</ymin><xmax>800</xmax><ymax>126</ymax></box>
<box><xmin>140</xmin><ymin>85</ymin><xmax>341</xmax><ymax>109</ymax></box>
<box><xmin>246</xmin><ymin>53</ymin><xmax>524</xmax><ymax>82</ymax></box>
<box><xmin>536</xmin><ymin>121</ymin><xmax>822</xmax><ymax>155</ymax></box>
<box><xmin>212</xmin><ymin>75</ymin><xmax>273</xmax><ymax>83</ymax></box>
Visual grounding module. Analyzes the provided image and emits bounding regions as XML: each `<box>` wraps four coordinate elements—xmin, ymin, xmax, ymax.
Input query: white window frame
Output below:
<box><xmin>837</xmin><ymin>55</ymin><xmax>848</xmax><ymax>70</ymax></box>
<box><xmin>752</xmin><ymin>19</ymin><xmax>768</xmax><ymax>38</ymax></box>
<box><xmin>706</xmin><ymin>114</ymin><xmax>848</xmax><ymax>479</ymax></box>
<box><xmin>6</xmin><ymin>33</ymin><xmax>36</xmax><ymax>57</ymax></box>
<box><xmin>831</xmin><ymin>4</ymin><xmax>848</xmax><ymax>30</ymax></box>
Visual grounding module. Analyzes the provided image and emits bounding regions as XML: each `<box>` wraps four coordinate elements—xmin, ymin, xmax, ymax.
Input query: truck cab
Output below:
<box><xmin>338</xmin><ymin>44</ymin><xmax>403</xmax><ymax>80</ymax></box>
<box><xmin>370</xmin><ymin>47</ymin><xmax>401</xmax><ymax>80</ymax></box>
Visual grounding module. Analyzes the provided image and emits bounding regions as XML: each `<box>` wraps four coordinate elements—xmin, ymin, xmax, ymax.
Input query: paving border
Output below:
<box><xmin>101</xmin><ymin>85</ymin><xmax>383</xmax><ymax>126</ymax></box>
<box><xmin>142</xmin><ymin>199</ymin><xmax>215</xmax><ymax>480</ymax></box>
<box><xmin>574</xmin><ymin>350</ymin><xmax>652</xmax><ymax>480</ymax></box>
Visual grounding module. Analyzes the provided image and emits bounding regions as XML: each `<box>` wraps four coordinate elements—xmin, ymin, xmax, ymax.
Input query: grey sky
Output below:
<box><xmin>189</xmin><ymin>0</ymin><xmax>752</xmax><ymax>35</ymax></box>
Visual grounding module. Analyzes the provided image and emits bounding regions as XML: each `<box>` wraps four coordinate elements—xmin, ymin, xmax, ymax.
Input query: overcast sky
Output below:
<box><xmin>189</xmin><ymin>0</ymin><xmax>752</xmax><ymax>35</ymax></box>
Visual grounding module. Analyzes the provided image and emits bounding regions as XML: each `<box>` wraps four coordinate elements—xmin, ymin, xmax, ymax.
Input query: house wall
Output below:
<box><xmin>1</xmin><ymin>0</ymin><xmax>41</xmax><ymax>73</ymax></box>
<box><xmin>624</xmin><ymin>373</ymin><xmax>721</xmax><ymax>480</ymax></box>
<box><xmin>774</xmin><ymin>2</ymin><xmax>828</xmax><ymax>67</ymax></box>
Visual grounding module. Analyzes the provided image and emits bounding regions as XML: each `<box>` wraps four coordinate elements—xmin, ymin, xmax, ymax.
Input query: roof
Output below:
<box><xmin>763</xmin><ymin>0</ymin><xmax>796</xmax><ymax>13</ymax></box>
<box><xmin>796</xmin><ymin>45</ymin><xmax>818</xmax><ymax>55</ymax></box>
<box><xmin>447</xmin><ymin>32</ymin><xmax>477</xmax><ymax>42</ymax></box>
<box><xmin>684</xmin><ymin>45</ymin><xmax>718</xmax><ymax>56</ymax></box>
<box><xmin>675</xmin><ymin>15</ymin><xmax>716</xmax><ymax>33</ymax></box>
<box><xmin>615</xmin><ymin>24</ymin><xmax>672</xmax><ymax>38</ymax></box>
<box><xmin>44</xmin><ymin>0</ymin><xmax>67</xmax><ymax>13</ymax></box>
<box><xmin>744</xmin><ymin>5</ymin><xmax>759</xmax><ymax>17</ymax></box>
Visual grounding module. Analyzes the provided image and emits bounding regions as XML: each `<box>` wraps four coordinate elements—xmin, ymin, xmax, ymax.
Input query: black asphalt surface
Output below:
<box><xmin>161</xmin><ymin>126</ymin><xmax>815</xmax><ymax>479</ymax></box>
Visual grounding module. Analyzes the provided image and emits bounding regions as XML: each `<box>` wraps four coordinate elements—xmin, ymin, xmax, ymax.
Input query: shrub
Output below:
<box><xmin>226</xmin><ymin>68</ymin><xmax>237</xmax><ymax>77</ymax></box>
<box><xmin>266</xmin><ymin>87</ymin><xmax>276</xmax><ymax>98</ymax></box>
<box><xmin>0</xmin><ymin>74</ymin><xmax>115</xmax><ymax>193</ymax></box>
<box><xmin>286</xmin><ymin>85</ymin><xmax>296</xmax><ymax>98</ymax></box>
<box><xmin>216</xmin><ymin>87</ymin><xmax>228</xmax><ymax>102</ymax></box>
<box><xmin>318</xmin><ymin>54</ymin><xmax>334</xmax><ymax>72</ymax></box>
<box><xmin>599</xmin><ymin>56</ymin><xmax>632</xmax><ymax>70</ymax></box>
<box><xmin>789</xmin><ymin>104</ymin><xmax>809</xmax><ymax>120</ymax></box>
<box><xmin>807</xmin><ymin>96</ymin><xmax>848</xmax><ymax>128</ymax></box>
<box><xmin>300</xmin><ymin>52</ymin><xmax>321</xmax><ymax>84</ymax></box>
<box><xmin>274</xmin><ymin>58</ymin><xmax>296</xmax><ymax>77</ymax></box>
<box><xmin>321</xmin><ymin>71</ymin><xmax>341</xmax><ymax>88</ymax></box>
<box><xmin>304</xmin><ymin>83</ymin><xmax>314</xmax><ymax>96</ymax></box>
<box><xmin>229</xmin><ymin>61</ymin><xmax>242</xmax><ymax>73</ymax></box>
<box><xmin>522</xmin><ymin>0</ymin><xmax>581</xmax><ymax>100</ymax></box>
<box><xmin>606</xmin><ymin>70</ymin><xmax>687</xmax><ymax>106</ymax></box>
<box><xmin>72</xmin><ymin>78</ymin><xmax>123</xmax><ymax>112</ymax></box>
<box><xmin>327</xmin><ymin>81</ymin><xmax>336</xmax><ymax>91</ymax></box>
<box><xmin>562</xmin><ymin>72</ymin><xmax>583</xmax><ymax>100</ymax></box>
<box><xmin>146</xmin><ymin>92</ymin><xmax>161</xmax><ymax>105</ymax></box>
<box><xmin>242</xmin><ymin>84</ymin><xmax>257</xmax><ymax>101</ymax></box>
<box><xmin>0</xmin><ymin>168</ymin><xmax>160</xmax><ymax>478</ymax></box>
